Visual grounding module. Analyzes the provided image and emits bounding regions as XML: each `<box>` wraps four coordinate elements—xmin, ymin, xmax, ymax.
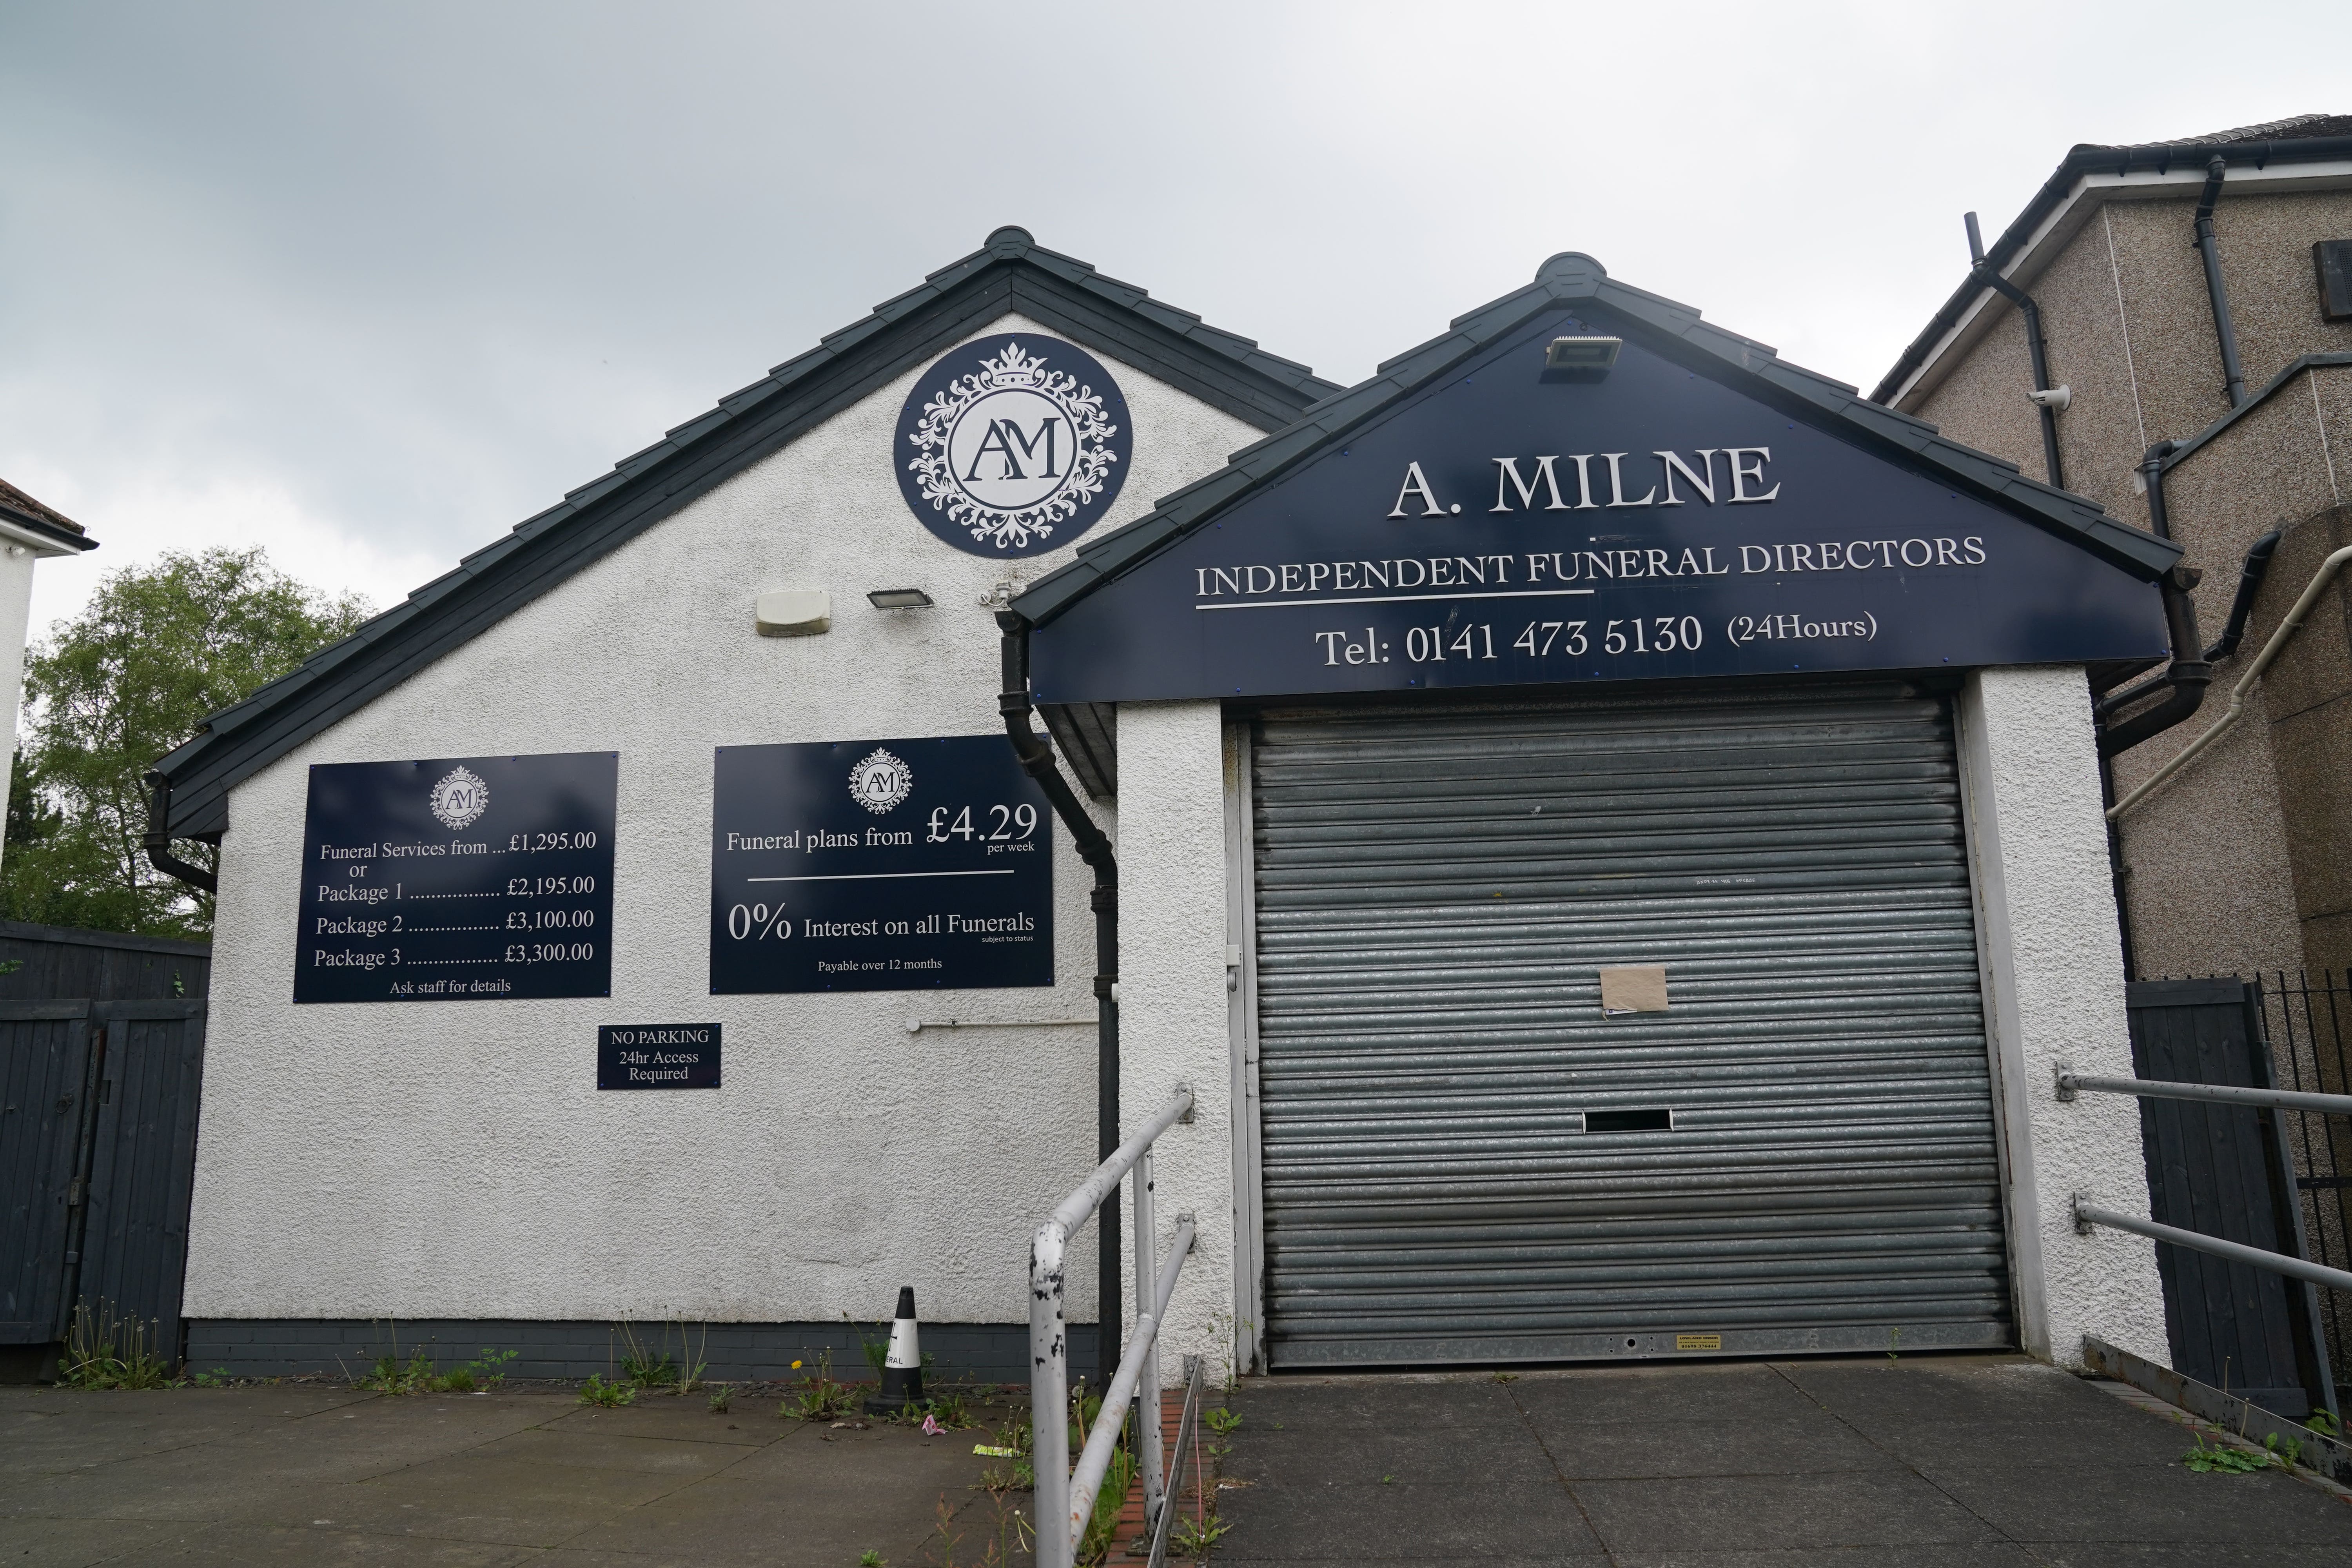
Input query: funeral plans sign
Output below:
<box><xmin>294</xmin><ymin>752</ymin><xmax>617</xmax><ymax>1003</ymax></box>
<box><xmin>709</xmin><ymin>736</ymin><xmax>1053</xmax><ymax>993</ymax></box>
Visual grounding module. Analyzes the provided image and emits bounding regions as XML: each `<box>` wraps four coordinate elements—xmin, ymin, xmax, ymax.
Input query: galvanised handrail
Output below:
<box><xmin>2057</xmin><ymin>1070</ymin><xmax>2352</xmax><ymax>1118</ymax></box>
<box><xmin>1031</xmin><ymin>1085</ymin><xmax>1196</xmax><ymax>1568</ymax></box>
<box><xmin>1146</xmin><ymin>1355</ymin><xmax>1207</xmax><ymax>1568</ymax></box>
<box><xmin>2074</xmin><ymin>1198</ymin><xmax>2352</xmax><ymax>1294</ymax></box>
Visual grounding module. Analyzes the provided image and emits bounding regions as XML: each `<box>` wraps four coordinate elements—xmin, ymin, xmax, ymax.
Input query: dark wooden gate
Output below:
<box><xmin>0</xmin><ymin>921</ymin><xmax>209</xmax><ymax>1377</ymax></box>
<box><xmin>2126</xmin><ymin>977</ymin><xmax>2336</xmax><ymax>1421</ymax></box>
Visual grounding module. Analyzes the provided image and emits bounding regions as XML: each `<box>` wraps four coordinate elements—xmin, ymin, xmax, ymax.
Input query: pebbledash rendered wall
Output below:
<box><xmin>182</xmin><ymin>311</ymin><xmax>1261</xmax><ymax>1380</ymax></box>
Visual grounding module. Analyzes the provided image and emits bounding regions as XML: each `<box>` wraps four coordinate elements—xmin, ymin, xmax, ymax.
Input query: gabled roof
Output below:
<box><xmin>152</xmin><ymin>228</ymin><xmax>1341</xmax><ymax>839</ymax></box>
<box><xmin>1873</xmin><ymin>114</ymin><xmax>2352</xmax><ymax>407</ymax></box>
<box><xmin>1012</xmin><ymin>251</ymin><xmax>2181</xmax><ymax>630</ymax></box>
<box><xmin>0</xmin><ymin>477</ymin><xmax>98</xmax><ymax>553</ymax></box>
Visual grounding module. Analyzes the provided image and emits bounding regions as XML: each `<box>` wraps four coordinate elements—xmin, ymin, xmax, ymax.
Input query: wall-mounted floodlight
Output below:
<box><xmin>1544</xmin><ymin>336</ymin><xmax>1622</xmax><ymax>382</ymax></box>
<box><xmin>866</xmin><ymin>588</ymin><xmax>934</xmax><ymax>610</ymax></box>
<box><xmin>1546</xmin><ymin>336</ymin><xmax>1621</xmax><ymax>370</ymax></box>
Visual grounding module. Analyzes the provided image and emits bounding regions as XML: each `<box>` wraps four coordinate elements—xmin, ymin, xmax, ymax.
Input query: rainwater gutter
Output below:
<box><xmin>2109</xmin><ymin>544</ymin><xmax>2352</xmax><ymax>820</ymax></box>
<box><xmin>998</xmin><ymin>610</ymin><xmax>1122</xmax><ymax>1390</ymax></box>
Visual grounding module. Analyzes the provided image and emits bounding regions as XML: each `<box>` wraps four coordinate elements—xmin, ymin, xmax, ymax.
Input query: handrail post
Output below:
<box><xmin>1028</xmin><ymin>1087</ymin><xmax>1194</xmax><ymax>1568</ymax></box>
<box><xmin>1136</xmin><ymin>1144</ymin><xmax>1165</xmax><ymax>1539</ymax></box>
<box><xmin>1031</xmin><ymin>1219</ymin><xmax>1073</xmax><ymax>1568</ymax></box>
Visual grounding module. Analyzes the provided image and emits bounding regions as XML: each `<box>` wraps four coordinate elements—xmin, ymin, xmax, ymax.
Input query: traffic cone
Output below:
<box><xmin>864</xmin><ymin>1287</ymin><xmax>924</xmax><ymax>1414</ymax></box>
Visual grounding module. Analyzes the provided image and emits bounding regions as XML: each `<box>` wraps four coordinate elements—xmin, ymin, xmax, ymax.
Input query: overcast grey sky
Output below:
<box><xmin>3</xmin><ymin>1</ymin><xmax>2344</xmax><ymax>638</ymax></box>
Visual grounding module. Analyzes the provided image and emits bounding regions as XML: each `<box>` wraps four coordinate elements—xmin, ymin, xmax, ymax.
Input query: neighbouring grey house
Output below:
<box><xmin>1875</xmin><ymin>113</ymin><xmax>2352</xmax><ymax>985</ymax></box>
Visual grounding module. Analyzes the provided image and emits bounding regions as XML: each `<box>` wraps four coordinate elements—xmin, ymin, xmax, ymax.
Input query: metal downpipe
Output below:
<box><xmin>1965</xmin><ymin>211</ymin><xmax>2066</xmax><ymax>489</ymax></box>
<box><xmin>998</xmin><ymin>610</ymin><xmax>1122</xmax><ymax>1392</ymax></box>
<box><xmin>141</xmin><ymin>771</ymin><xmax>218</xmax><ymax>895</ymax></box>
<box><xmin>2194</xmin><ymin>156</ymin><xmax>2249</xmax><ymax>408</ymax></box>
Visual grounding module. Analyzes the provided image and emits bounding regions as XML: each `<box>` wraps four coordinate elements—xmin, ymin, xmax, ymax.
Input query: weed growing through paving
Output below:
<box><xmin>893</xmin><ymin>1389</ymin><xmax>976</xmax><ymax>1431</ymax></box>
<box><xmin>928</xmin><ymin>1488</ymin><xmax>1031</xmax><ymax>1567</ymax></box>
<box><xmin>579</xmin><ymin>1374</ymin><xmax>635</xmax><ymax>1408</ymax></box>
<box><xmin>1169</xmin><ymin>1514</ymin><xmax>1231</xmax><ymax>1558</ymax></box>
<box><xmin>188</xmin><ymin>1367</ymin><xmax>232</xmax><ymax>1387</ymax></box>
<box><xmin>707</xmin><ymin>1384</ymin><xmax>732</xmax><ymax>1414</ymax></box>
<box><xmin>1489</xmin><ymin>1370</ymin><xmax>1519</xmax><ymax>1385</ymax></box>
<box><xmin>859</xmin><ymin>1552</ymin><xmax>886</xmax><ymax>1567</ymax></box>
<box><xmin>61</xmin><ymin>1301</ymin><xmax>175</xmax><ymax>1390</ymax></box>
<box><xmin>1204</xmin><ymin>1406</ymin><xmax>1242</xmax><ymax>1435</ymax></box>
<box><xmin>976</xmin><ymin>1416</ymin><xmax>1034</xmax><ymax>1493</ymax></box>
<box><xmin>2183</xmin><ymin>1432</ymin><xmax>2273</xmax><ymax>1473</ymax></box>
<box><xmin>785</xmin><ymin>1351</ymin><xmax>857</xmax><ymax>1421</ymax></box>
<box><xmin>2310</xmin><ymin>1408</ymin><xmax>2341</xmax><ymax>1437</ymax></box>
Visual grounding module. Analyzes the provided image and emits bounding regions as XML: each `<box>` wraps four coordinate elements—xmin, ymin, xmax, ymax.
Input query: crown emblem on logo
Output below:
<box><xmin>428</xmin><ymin>765</ymin><xmax>489</xmax><ymax>831</ymax></box>
<box><xmin>897</xmin><ymin>332</ymin><xmax>1129</xmax><ymax>556</ymax></box>
<box><xmin>984</xmin><ymin>341</ymin><xmax>1043</xmax><ymax>388</ymax></box>
<box><xmin>847</xmin><ymin>748</ymin><xmax>914</xmax><ymax>815</ymax></box>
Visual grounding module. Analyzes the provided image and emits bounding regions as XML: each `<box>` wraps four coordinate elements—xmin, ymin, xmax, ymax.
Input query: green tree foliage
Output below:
<box><xmin>2</xmin><ymin>547</ymin><xmax>369</xmax><ymax>938</ymax></box>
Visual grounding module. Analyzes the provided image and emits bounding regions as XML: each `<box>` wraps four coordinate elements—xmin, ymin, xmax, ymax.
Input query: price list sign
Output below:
<box><xmin>294</xmin><ymin>751</ymin><xmax>618</xmax><ymax>1004</ymax></box>
<box><xmin>710</xmin><ymin>735</ymin><xmax>1053</xmax><ymax>994</ymax></box>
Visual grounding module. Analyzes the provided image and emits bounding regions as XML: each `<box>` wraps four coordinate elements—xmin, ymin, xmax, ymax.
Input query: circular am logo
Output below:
<box><xmin>895</xmin><ymin>333</ymin><xmax>1131</xmax><ymax>557</ymax></box>
<box><xmin>847</xmin><ymin>748</ymin><xmax>913</xmax><ymax>815</ymax></box>
<box><xmin>428</xmin><ymin>765</ymin><xmax>489</xmax><ymax>831</ymax></box>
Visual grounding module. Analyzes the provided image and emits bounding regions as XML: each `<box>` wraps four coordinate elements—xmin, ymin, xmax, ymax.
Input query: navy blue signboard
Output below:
<box><xmin>710</xmin><ymin>736</ymin><xmax>1053</xmax><ymax>993</ymax></box>
<box><xmin>294</xmin><ymin>752</ymin><xmax>616</xmax><ymax>1004</ymax></box>
<box><xmin>895</xmin><ymin>332</ymin><xmax>1131</xmax><ymax>558</ymax></box>
<box><xmin>1028</xmin><ymin>308</ymin><xmax>2172</xmax><ymax>705</ymax></box>
<box><xmin>598</xmin><ymin>1024</ymin><xmax>720</xmax><ymax>1090</ymax></box>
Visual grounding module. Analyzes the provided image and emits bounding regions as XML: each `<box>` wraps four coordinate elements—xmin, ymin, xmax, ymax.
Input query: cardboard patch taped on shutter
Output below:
<box><xmin>1600</xmin><ymin>965</ymin><xmax>1669</xmax><ymax>1014</ymax></box>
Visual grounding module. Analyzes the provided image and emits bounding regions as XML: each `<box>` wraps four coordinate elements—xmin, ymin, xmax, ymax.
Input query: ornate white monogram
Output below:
<box><xmin>428</xmin><ymin>765</ymin><xmax>489</xmax><ymax>831</ymax></box>
<box><xmin>904</xmin><ymin>341</ymin><xmax>1121</xmax><ymax>552</ymax></box>
<box><xmin>847</xmin><ymin>748</ymin><xmax>914</xmax><ymax>815</ymax></box>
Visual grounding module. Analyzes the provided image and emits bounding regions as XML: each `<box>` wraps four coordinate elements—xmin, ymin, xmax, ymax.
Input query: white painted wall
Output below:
<box><xmin>1109</xmin><ymin>700</ymin><xmax>1233</xmax><ymax>1385</ymax></box>
<box><xmin>183</xmin><ymin>313</ymin><xmax>1262</xmax><ymax>1326</ymax></box>
<box><xmin>0</xmin><ymin>539</ymin><xmax>44</xmax><ymax>868</ymax></box>
<box><xmin>1958</xmin><ymin>664</ymin><xmax>2169</xmax><ymax>1368</ymax></box>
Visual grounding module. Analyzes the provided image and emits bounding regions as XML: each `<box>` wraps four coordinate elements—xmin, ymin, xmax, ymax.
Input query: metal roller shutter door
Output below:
<box><xmin>1249</xmin><ymin>687</ymin><xmax>2012</xmax><ymax>1367</ymax></box>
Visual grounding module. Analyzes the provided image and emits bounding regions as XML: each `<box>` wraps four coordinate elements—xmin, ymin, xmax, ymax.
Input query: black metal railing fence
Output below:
<box><xmin>2259</xmin><ymin>971</ymin><xmax>2352</xmax><ymax>1379</ymax></box>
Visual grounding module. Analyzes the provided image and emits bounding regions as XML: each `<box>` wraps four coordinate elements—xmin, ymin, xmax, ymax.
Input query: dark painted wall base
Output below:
<box><xmin>184</xmin><ymin>1319</ymin><xmax>1096</xmax><ymax>1387</ymax></box>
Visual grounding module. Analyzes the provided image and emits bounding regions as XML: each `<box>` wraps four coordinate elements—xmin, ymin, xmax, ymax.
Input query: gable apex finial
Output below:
<box><xmin>986</xmin><ymin>225</ymin><xmax>1036</xmax><ymax>254</ymax></box>
<box><xmin>1535</xmin><ymin>252</ymin><xmax>1607</xmax><ymax>285</ymax></box>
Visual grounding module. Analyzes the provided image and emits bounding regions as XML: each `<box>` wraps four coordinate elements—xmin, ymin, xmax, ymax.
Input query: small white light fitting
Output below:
<box><xmin>2027</xmin><ymin>384</ymin><xmax>2073</xmax><ymax>412</ymax></box>
<box><xmin>866</xmin><ymin>588</ymin><xmax>934</xmax><ymax>610</ymax></box>
<box><xmin>755</xmin><ymin>589</ymin><xmax>829</xmax><ymax>637</ymax></box>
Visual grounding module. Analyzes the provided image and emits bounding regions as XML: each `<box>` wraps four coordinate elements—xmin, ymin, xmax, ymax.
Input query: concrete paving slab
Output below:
<box><xmin>1213</xmin><ymin>1475</ymin><xmax>1608</xmax><ymax>1560</ymax></box>
<box><xmin>463</xmin><ymin>1426</ymin><xmax>762</xmax><ymax>1477</ymax></box>
<box><xmin>1609</xmin><ymin>1550</ymin><xmax>2039</xmax><ymax>1567</ymax></box>
<box><xmin>104</xmin><ymin>1521</ymin><xmax>536</xmax><ymax>1566</ymax></box>
<box><xmin>0</xmin><ymin>1514</ymin><xmax>189</xmax><ymax>1568</ymax></box>
<box><xmin>1526</xmin><ymin>1414</ymin><xmax>1904</xmax><ymax>1480</ymax></box>
<box><xmin>1215</xmin><ymin>1355</ymin><xmax>2352</xmax><ymax>1561</ymax></box>
<box><xmin>1572</xmin><ymin>1469</ymin><xmax>2007</xmax><ymax>1552</ymax></box>
<box><xmin>262</xmin><ymin>1455</ymin><xmax>686</xmax><ymax>1546</ymax></box>
<box><xmin>1223</xmin><ymin>1423</ymin><xmax>1561</xmax><ymax>1485</ymax></box>
<box><xmin>1916</xmin><ymin>1451</ymin><xmax>2352</xmax><ymax>1545</ymax></box>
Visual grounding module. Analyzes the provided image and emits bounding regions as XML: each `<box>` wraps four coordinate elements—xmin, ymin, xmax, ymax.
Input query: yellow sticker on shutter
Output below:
<box><xmin>1675</xmin><ymin>1334</ymin><xmax>1722</xmax><ymax>1351</ymax></box>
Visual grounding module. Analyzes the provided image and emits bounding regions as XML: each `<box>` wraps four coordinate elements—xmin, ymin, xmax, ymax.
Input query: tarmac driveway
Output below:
<box><xmin>0</xmin><ymin>1383</ymin><xmax>1022</xmax><ymax>1567</ymax></box>
<box><xmin>1212</xmin><ymin>1354</ymin><xmax>2352</xmax><ymax>1566</ymax></box>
